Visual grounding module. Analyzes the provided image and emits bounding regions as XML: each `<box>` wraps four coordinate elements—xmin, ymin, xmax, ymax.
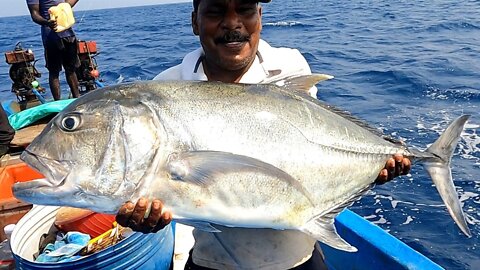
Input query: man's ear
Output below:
<box><xmin>192</xmin><ymin>12</ymin><xmax>199</xmax><ymax>36</ymax></box>
<box><xmin>258</xmin><ymin>5</ymin><xmax>262</xmax><ymax>31</ymax></box>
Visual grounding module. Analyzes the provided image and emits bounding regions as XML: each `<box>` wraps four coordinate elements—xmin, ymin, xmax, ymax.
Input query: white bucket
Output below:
<box><xmin>10</xmin><ymin>205</ymin><xmax>59</xmax><ymax>261</ymax></box>
<box><xmin>10</xmin><ymin>205</ymin><xmax>174</xmax><ymax>269</ymax></box>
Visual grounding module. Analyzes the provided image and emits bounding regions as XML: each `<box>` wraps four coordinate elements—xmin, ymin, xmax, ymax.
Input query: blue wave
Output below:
<box><xmin>426</xmin><ymin>22</ymin><xmax>480</xmax><ymax>32</ymax></box>
<box><xmin>352</xmin><ymin>70</ymin><xmax>424</xmax><ymax>93</ymax></box>
<box><xmin>263</xmin><ymin>21</ymin><xmax>308</xmax><ymax>28</ymax></box>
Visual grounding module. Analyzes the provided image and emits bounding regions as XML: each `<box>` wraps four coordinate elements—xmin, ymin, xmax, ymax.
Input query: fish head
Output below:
<box><xmin>14</xmin><ymin>89</ymin><xmax>163</xmax><ymax>213</ymax></box>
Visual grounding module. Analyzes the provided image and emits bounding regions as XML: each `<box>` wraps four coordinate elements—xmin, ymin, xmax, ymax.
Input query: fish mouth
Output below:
<box><xmin>19</xmin><ymin>150</ymin><xmax>70</xmax><ymax>188</ymax></box>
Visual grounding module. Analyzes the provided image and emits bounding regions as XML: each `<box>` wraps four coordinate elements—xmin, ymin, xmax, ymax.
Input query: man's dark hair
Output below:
<box><xmin>193</xmin><ymin>0</ymin><xmax>200</xmax><ymax>11</ymax></box>
<box><xmin>193</xmin><ymin>0</ymin><xmax>270</xmax><ymax>12</ymax></box>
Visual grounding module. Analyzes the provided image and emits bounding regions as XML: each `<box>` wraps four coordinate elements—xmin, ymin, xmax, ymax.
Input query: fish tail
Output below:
<box><xmin>421</xmin><ymin>115</ymin><xmax>471</xmax><ymax>237</ymax></box>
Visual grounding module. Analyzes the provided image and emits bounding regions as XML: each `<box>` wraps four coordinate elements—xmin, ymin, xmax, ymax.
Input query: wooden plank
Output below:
<box><xmin>0</xmin><ymin>199</ymin><xmax>32</xmax><ymax>242</ymax></box>
<box><xmin>0</xmin><ymin>199</ymin><xmax>32</xmax><ymax>212</ymax></box>
<box><xmin>10</xmin><ymin>123</ymin><xmax>47</xmax><ymax>147</ymax></box>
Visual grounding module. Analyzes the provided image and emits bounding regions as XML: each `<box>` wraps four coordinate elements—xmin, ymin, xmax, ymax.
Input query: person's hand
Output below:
<box><xmin>375</xmin><ymin>154</ymin><xmax>411</xmax><ymax>184</ymax></box>
<box><xmin>116</xmin><ymin>198</ymin><xmax>172</xmax><ymax>233</ymax></box>
<box><xmin>47</xmin><ymin>19</ymin><xmax>57</xmax><ymax>31</ymax></box>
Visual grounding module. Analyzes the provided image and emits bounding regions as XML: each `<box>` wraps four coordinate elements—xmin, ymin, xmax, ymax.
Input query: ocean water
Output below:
<box><xmin>0</xmin><ymin>0</ymin><xmax>479</xmax><ymax>268</ymax></box>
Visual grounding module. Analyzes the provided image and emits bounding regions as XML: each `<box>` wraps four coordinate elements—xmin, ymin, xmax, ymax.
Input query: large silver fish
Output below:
<box><xmin>13</xmin><ymin>75</ymin><xmax>471</xmax><ymax>252</ymax></box>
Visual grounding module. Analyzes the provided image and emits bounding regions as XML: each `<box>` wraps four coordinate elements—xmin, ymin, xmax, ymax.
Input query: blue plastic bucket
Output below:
<box><xmin>10</xmin><ymin>205</ymin><xmax>174</xmax><ymax>270</ymax></box>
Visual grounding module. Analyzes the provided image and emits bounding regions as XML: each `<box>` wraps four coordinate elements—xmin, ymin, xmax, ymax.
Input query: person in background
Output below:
<box><xmin>26</xmin><ymin>0</ymin><xmax>80</xmax><ymax>100</ymax></box>
<box><xmin>0</xmin><ymin>106</ymin><xmax>15</xmax><ymax>157</ymax></box>
<box><xmin>116</xmin><ymin>0</ymin><xmax>412</xmax><ymax>269</ymax></box>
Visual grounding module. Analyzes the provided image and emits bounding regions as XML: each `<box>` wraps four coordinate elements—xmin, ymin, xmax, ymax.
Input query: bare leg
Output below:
<box><xmin>49</xmin><ymin>71</ymin><xmax>61</xmax><ymax>100</ymax></box>
<box><xmin>66</xmin><ymin>70</ymin><xmax>80</xmax><ymax>98</ymax></box>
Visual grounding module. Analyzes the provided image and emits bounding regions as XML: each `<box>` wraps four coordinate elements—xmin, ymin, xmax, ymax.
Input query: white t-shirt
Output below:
<box><xmin>154</xmin><ymin>39</ymin><xmax>318</xmax><ymax>270</ymax></box>
<box><xmin>154</xmin><ymin>39</ymin><xmax>317</xmax><ymax>98</ymax></box>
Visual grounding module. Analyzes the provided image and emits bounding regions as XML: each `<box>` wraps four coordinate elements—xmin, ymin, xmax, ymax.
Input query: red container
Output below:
<box><xmin>0</xmin><ymin>162</ymin><xmax>41</xmax><ymax>241</ymax></box>
<box><xmin>55</xmin><ymin>207</ymin><xmax>116</xmax><ymax>238</ymax></box>
<box><xmin>78</xmin><ymin>41</ymin><xmax>97</xmax><ymax>54</ymax></box>
<box><xmin>5</xmin><ymin>50</ymin><xmax>35</xmax><ymax>64</ymax></box>
<box><xmin>0</xmin><ymin>163</ymin><xmax>44</xmax><ymax>202</ymax></box>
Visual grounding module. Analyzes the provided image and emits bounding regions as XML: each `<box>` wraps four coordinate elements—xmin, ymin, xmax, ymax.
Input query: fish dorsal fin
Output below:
<box><xmin>315</xmin><ymin>99</ymin><xmax>395</xmax><ymax>141</ymax></box>
<box><xmin>166</xmin><ymin>151</ymin><xmax>315</xmax><ymax>205</ymax></box>
<box><xmin>271</xmin><ymin>74</ymin><xmax>334</xmax><ymax>94</ymax></box>
<box><xmin>301</xmin><ymin>184</ymin><xmax>373</xmax><ymax>252</ymax></box>
<box><xmin>263</xmin><ymin>73</ymin><xmax>402</xmax><ymax>145</ymax></box>
<box><xmin>268</xmin><ymin>74</ymin><xmax>402</xmax><ymax>144</ymax></box>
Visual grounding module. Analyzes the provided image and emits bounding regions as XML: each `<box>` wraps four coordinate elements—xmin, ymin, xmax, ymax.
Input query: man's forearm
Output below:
<box><xmin>27</xmin><ymin>4</ymin><xmax>49</xmax><ymax>26</ymax></box>
<box><xmin>30</xmin><ymin>12</ymin><xmax>49</xmax><ymax>26</ymax></box>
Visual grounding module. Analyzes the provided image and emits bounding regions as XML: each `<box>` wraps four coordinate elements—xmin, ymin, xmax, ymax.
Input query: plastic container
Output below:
<box><xmin>0</xmin><ymin>162</ymin><xmax>39</xmax><ymax>241</ymax></box>
<box><xmin>0</xmin><ymin>162</ymin><xmax>43</xmax><ymax>202</ymax></box>
<box><xmin>54</xmin><ymin>207</ymin><xmax>116</xmax><ymax>238</ymax></box>
<box><xmin>10</xmin><ymin>205</ymin><xmax>174</xmax><ymax>269</ymax></box>
<box><xmin>3</xmin><ymin>224</ymin><xmax>15</xmax><ymax>240</ymax></box>
<box><xmin>48</xmin><ymin>3</ymin><xmax>75</xmax><ymax>32</ymax></box>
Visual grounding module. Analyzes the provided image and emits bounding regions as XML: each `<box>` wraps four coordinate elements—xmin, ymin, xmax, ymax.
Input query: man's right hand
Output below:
<box><xmin>116</xmin><ymin>198</ymin><xmax>172</xmax><ymax>233</ymax></box>
<box><xmin>47</xmin><ymin>19</ymin><xmax>57</xmax><ymax>31</ymax></box>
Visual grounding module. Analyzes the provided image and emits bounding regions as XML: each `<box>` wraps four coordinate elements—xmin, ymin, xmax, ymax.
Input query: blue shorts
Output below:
<box><xmin>44</xmin><ymin>36</ymin><xmax>80</xmax><ymax>74</ymax></box>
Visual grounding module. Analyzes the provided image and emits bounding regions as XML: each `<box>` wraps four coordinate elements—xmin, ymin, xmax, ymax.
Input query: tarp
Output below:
<box><xmin>7</xmin><ymin>99</ymin><xmax>75</xmax><ymax>130</ymax></box>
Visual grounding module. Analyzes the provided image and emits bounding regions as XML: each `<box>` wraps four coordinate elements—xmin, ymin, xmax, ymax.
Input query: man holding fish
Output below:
<box><xmin>116</xmin><ymin>0</ymin><xmax>411</xmax><ymax>269</ymax></box>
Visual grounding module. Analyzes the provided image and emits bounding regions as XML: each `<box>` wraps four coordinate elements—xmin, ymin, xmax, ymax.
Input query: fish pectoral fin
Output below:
<box><xmin>178</xmin><ymin>219</ymin><xmax>222</xmax><ymax>233</ymax></box>
<box><xmin>301</xmin><ymin>216</ymin><xmax>357</xmax><ymax>252</ymax></box>
<box><xmin>165</xmin><ymin>150</ymin><xmax>315</xmax><ymax>205</ymax></box>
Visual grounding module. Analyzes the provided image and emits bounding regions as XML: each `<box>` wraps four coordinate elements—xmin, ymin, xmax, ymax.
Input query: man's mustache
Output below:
<box><xmin>215</xmin><ymin>31</ymin><xmax>250</xmax><ymax>43</ymax></box>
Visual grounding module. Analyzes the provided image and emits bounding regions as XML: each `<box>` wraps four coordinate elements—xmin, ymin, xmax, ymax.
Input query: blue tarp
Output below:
<box><xmin>7</xmin><ymin>99</ymin><xmax>75</xmax><ymax>130</ymax></box>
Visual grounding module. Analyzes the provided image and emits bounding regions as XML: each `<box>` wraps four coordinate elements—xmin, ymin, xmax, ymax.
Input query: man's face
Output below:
<box><xmin>192</xmin><ymin>0</ymin><xmax>262</xmax><ymax>72</ymax></box>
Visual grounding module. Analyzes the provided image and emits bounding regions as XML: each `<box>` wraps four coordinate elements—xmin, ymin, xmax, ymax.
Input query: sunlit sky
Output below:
<box><xmin>1</xmin><ymin>0</ymin><xmax>190</xmax><ymax>18</ymax></box>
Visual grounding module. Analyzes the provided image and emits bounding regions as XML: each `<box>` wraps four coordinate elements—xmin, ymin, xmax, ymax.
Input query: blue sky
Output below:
<box><xmin>1</xmin><ymin>0</ymin><xmax>190</xmax><ymax>18</ymax></box>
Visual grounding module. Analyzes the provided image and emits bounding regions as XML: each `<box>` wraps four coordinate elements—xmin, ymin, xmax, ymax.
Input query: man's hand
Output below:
<box><xmin>116</xmin><ymin>198</ymin><xmax>172</xmax><ymax>233</ymax></box>
<box><xmin>375</xmin><ymin>154</ymin><xmax>411</xmax><ymax>184</ymax></box>
<box><xmin>47</xmin><ymin>19</ymin><xmax>57</xmax><ymax>31</ymax></box>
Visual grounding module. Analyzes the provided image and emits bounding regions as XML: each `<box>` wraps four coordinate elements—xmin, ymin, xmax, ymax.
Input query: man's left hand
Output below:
<box><xmin>376</xmin><ymin>154</ymin><xmax>411</xmax><ymax>184</ymax></box>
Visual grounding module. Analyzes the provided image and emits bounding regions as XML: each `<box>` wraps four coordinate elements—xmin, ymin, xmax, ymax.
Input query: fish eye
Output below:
<box><xmin>61</xmin><ymin>115</ymin><xmax>81</xmax><ymax>131</ymax></box>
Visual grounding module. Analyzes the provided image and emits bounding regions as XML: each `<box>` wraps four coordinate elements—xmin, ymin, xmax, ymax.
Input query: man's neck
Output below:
<box><xmin>202</xmin><ymin>59</ymin><xmax>254</xmax><ymax>83</ymax></box>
